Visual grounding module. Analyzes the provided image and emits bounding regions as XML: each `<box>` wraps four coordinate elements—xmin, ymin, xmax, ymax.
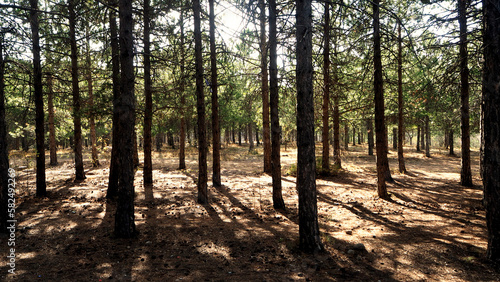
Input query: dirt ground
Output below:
<box><xmin>1</xmin><ymin>143</ymin><xmax>499</xmax><ymax>281</ymax></box>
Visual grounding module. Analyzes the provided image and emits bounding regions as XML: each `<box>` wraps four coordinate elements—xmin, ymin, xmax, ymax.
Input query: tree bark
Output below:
<box><xmin>296</xmin><ymin>0</ymin><xmax>323</xmax><ymax>253</ymax></box>
<box><xmin>194</xmin><ymin>0</ymin><xmax>208</xmax><ymax>204</ymax></box>
<box><xmin>344</xmin><ymin>123</ymin><xmax>348</xmax><ymax>151</ymax></box>
<box><xmin>396</xmin><ymin>18</ymin><xmax>407</xmax><ymax>173</ymax></box>
<box><xmin>133</xmin><ymin>129</ymin><xmax>139</xmax><ymax>167</ymax></box>
<box><xmin>367</xmin><ymin>119</ymin><xmax>374</xmax><ymax>156</ymax></box>
<box><xmin>425</xmin><ymin>115</ymin><xmax>431</xmax><ymax>157</ymax></box>
<box><xmin>392</xmin><ymin>127</ymin><xmax>397</xmax><ymax>150</ymax></box>
<box><xmin>353</xmin><ymin>127</ymin><xmax>356</xmax><ymax>146</ymax></box>
<box><xmin>459</xmin><ymin>0</ymin><xmax>473</xmax><ymax>186</ymax></box>
<box><xmin>397</xmin><ymin>20</ymin><xmax>406</xmax><ymax>174</ymax></box>
<box><xmin>270</xmin><ymin>0</ymin><xmax>285</xmax><ymax>210</ymax></box>
<box><xmin>107</xmin><ymin>3</ymin><xmax>120</xmax><ymax>200</ymax></box>
<box><xmin>416</xmin><ymin>124</ymin><xmax>420</xmax><ymax>151</ymax></box>
<box><xmin>143</xmin><ymin>0</ymin><xmax>153</xmax><ymax>185</ymax></box>
<box><xmin>0</xmin><ymin>30</ymin><xmax>10</xmax><ymax>233</ymax></box>
<box><xmin>114</xmin><ymin>0</ymin><xmax>137</xmax><ymax>238</ymax></box>
<box><xmin>482</xmin><ymin>0</ymin><xmax>500</xmax><ymax>261</ymax></box>
<box><xmin>69</xmin><ymin>0</ymin><xmax>85</xmax><ymax>181</ymax></box>
<box><xmin>31</xmin><ymin>0</ymin><xmax>47</xmax><ymax>196</ymax></box>
<box><xmin>179</xmin><ymin>8</ymin><xmax>186</xmax><ymax>170</ymax></box>
<box><xmin>373</xmin><ymin>0</ymin><xmax>390</xmax><ymax>198</ymax></box>
<box><xmin>321</xmin><ymin>1</ymin><xmax>330</xmax><ymax>172</ymax></box>
<box><xmin>248</xmin><ymin>123</ymin><xmax>254</xmax><ymax>152</ymax></box>
<box><xmin>47</xmin><ymin>74</ymin><xmax>58</xmax><ymax>166</ymax></box>
<box><xmin>259</xmin><ymin>0</ymin><xmax>271</xmax><ymax>174</ymax></box>
<box><xmin>420</xmin><ymin>121</ymin><xmax>425</xmax><ymax>151</ymax></box>
<box><xmin>449</xmin><ymin>129</ymin><xmax>455</xmax><ymax>156</ymax></box>
<box><xmin>86</xmin><ymin>27</ymin><xmax>99</xmax><ymax>167</ymax></box>
<box><xmin>210</xmin><ymin>0</ymin><xmax>221</xmax><ymax>187</ymax></box>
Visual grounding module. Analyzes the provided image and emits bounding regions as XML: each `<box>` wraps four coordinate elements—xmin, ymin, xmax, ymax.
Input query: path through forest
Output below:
<box><xmin>1</xmin><ymin>144</ymin><xmax>499</xmax><ymax>281</ymax></box>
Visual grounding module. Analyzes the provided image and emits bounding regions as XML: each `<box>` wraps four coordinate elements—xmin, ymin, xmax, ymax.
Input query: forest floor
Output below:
<box><xmin>1</xmin><ymin>143</ymin><xmax>499</xmax><ymax>281</ymax></box>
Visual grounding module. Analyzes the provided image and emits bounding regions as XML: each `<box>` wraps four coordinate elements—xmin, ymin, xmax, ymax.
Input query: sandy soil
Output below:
<box><xmin>0</xmin><ymin>143</ymin><xmax>499</xmax><ymax>281</ymax></box>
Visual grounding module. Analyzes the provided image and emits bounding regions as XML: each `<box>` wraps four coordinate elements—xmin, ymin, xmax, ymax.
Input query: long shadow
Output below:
<box><xmin>317</xmin><ymin>190</ymin><xmax>499</xmax><ymax>281</ymax></box>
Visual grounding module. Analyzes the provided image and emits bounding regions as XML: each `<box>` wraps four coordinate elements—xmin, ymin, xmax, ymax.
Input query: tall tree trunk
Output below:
<box><xmin>0</xmin><ymin>31</ymin><xmax>10</xmax><ymax>233</ymax></box>
<box><xmin>179</xmin><ymin>8</ymin><xmax>186</xmax><ymax>170</ymax></box>
<box><xmin>69</xmin><ymin>0</ymin><xmax>85</xmax><ymax>181</ymax></box>
<box><xmin>367</xmin><ymin>119</ymin><xmax>374</xmax><ymax>156</ymax></box>
<box><xmin>143</xmin><ymin>0</ymin><xmax>153</xmax><ymax>184</ymax></box>
<box><xmin>210</xmin><ymin>0</ymin><xmax>221</xmax><ymax>187</ymax></box>
<box><xmin>270</xmin><ymin>0</ymin><xmax>285</xmax><ymax>210</ymax></box>
<box><xmin>133</xmin><ymin>129</ymin><xmax>139</xmax><ymax>167</ymax></box>
<box><xmin>397</xmin><ymin>21</ymin><xmax>406</xmax><ymax>173</ymax></box>
<box><xmin>392</xmin><ymin>127</ymin><xmax>397</xmax><ymax>150</ymax></box>
<box><xmin>248</xmin><ymin>123</ymin><xmax>254</xmax><ymax>152</ymax></box>
<box><xmin>194</xmin><ymin>0</ymin><xmax>208</xmax><ymax>204</ymax></box>
<box><xmin>256</xmin><ymin>126</ymin><xmax>260</xmax><ymax>146</ymax></box>
<box><xmin>373</xmin><ymin>0</ymin><xmax>390</xmax><ymax>198</ymax></box>
<box><xmin>114</xmin><ymin>0</ymin><xmax>137</xmax><ymax>238</ymax></box>
<box><xmin>31</xmin><ymin>0</ymin><xmax>46</xmax><ymax>196</ymax></box>
<box><xmin>416</xmin><ymin>124</ymin><xmax>421</xmax><ymax>151</ymax></box>
<box><xmin>86</xmin><ymin>27</ymin><xmax>99</xmax><ymax>167</ymax></box>
<box><xmin>321</xmin><ymin>1</ymin><xmax>330</xmax><ymax>172</ymax></box>
<box><xmin>107</xmin><ymin>3</ymin><xmax>120</xmax><ymax>200</ymax></box>
<box><xmin>425</xmin><ymin>115</ymin><xmax>431</xmax><ymax>157</ymax></box>
<box><xmin>259</xmin><ymin>0</ymin><xmax>271</xmax><ymax>173</ymax></box>
<box><xmin>344</xmin><ymin>123</ymin><xmax>348</xmax><ymax>151</ymax></box>
<box><xmin>482</xmin><ymin>0</ymin><xmax>500</xmax><ymax>262</ymax></box>
<box><xmin>420</xmin><ymin>122</ymin><xmax>425</xmax><ymax>151</ymax></box>
<box><xmin>459</xmin><ymin>0</ymin><xmax>473</xmax><ymax>186</ymax></box>
<box><xmin>449</xmin><ymin>129</ymin><xmax>455</xmax><ymax>156</ymax></box>
<box><xmin>296</xmin><ymin>0</ymin><xmax>323</xmax><ymax>253</ymax></box>
<box><xmin>47</xmin><ymin>74</ymin><xmax>58</xmax><ymax>166</ymax></box>
<box><xmin>353</xmin><ymin>127</ymin><xmax>356</xmax><ymax>146</ymax></box>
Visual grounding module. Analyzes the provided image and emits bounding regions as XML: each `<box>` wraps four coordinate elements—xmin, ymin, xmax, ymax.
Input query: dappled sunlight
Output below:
<box><xmin>0</xmin><ymin>145</ymin><xmax>497</xmax><ymax>281</ymax></box>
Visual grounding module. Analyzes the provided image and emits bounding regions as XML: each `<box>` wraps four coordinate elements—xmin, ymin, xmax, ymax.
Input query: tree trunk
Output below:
<box><xmin>107</xmin><ymin>3</ymin><xmax>120</xmax><ymax>200</ymax></box>
<box><xmin>114</xmin><ymin>0</ymin><xmax>137</xmax><ymax>238</ymax></box>
<box><xmin>482</xmin><ymin>0</ymin><xmax>500</xmax><ymax>261</ymax></box>
<box><xmin>31</xmin><ymin>0</ymin><xmax>47</xmax><ymax>196</ymax></box>
<box><xmin>179</xmin><ymin>8</ymin><xmax>186</xmax><ymax>170</ymax></box>
<box><xmin>392</xmin><ymin>127</ymin><xmax>397</xmax><ymax>150</ymax></box>
<box><xmin>420</xmin><ymin>122</ymin><xmax>425</xmax><ymax>151</ymax></box>
<box><xmin>69</xmin><ymin>0</ymin><xmax>85</xmax><ymax>181</ymax></box>
<box><xmin>458</xmin><ymin>0</ymin><xmax>473</xmax><ymax>187</ymax></box>
<box><xmin>47</xmin><ymin>74</ymin><xmax>58</xmax><ymax>166</ymax></box>
<box><xmin>296</xmin><ymin>0</ymin><xmax>323</xmax><ymax>253</ymax></box>
<box><xmin>133</xmin><ymin>129</ymin><xmax>139</xmax><ymax>167</ymax></box>
<box><xmin>373</xmin><ymin>0</ymin><xmax>389</xmax><ymax>198</ymax></box>
<box><xmin>425</xmin><ymin>115</ymin><xmax>431</xmax><ymax>157</ymax></box>
<box><xmin>344</xmin><ymin>123</ymin><xmax>349</xmax><ymax>151</ymax></box>
<box><xmin>86</xmin><ymin>27</ymin><xmax>99</xmax><ymax>167</ymax></box>
<box><xmin>367</xmin><ymin>119</ymin><xmax>374</xmax><ymax>156</ymax></box>
<box><xmin>352</xmin><ymin>127</ymin><xmax>356</xmax><ymax>146</ymax></box>
<box><xmin>449</xmin><ymin>129</ymin><xmax>454</xmax><ymax>156</ymax></box>
<box><xmin>321</xmin><ymin>1</ymin><xmax>330</xmax><ymax>172</ymax></box>
<box><xmin>416</xmin><ymin>125</ymin><xmax>421</xmax><ymax>151</ymax></box>
<box><xmin>0</xmin><ymin>30</ymin><xmax>11</xmax><ymax>233</ymax></box>
<box><xmin>143</xmin><ymin>0</ymin><xmax>153</xmax><ymax>185</ymax></box>
<box><xmin>194</xmin><ymin>0</ymin><xmax>208</xmax><ymax>204</ymax></box>
<box><xmin>397</xmin><ymin>21</ymin><xmax>406</xmax><ymax>173</ymax></box>
<box><xmin>210</xmin><ymin>0</ymin><xmax>221</xmax><ymax>187</ymax></box>
<box><xmin>248</xmin><ymin>123</ymin><xmax>254</xmax><ymax>152</ymax></box>
<box><xmin>256</xmin><ymin>127</ymin><xmax>260</xmax><ymax>146</ymax></box>
<box><xmin>260</xmin><ymin>0</ymin><xmax>271</xmax><ymax>173</ymax></box>
<box><xmin>270</xmin><ymin>0</ymin><xmax>285</xmax><ymax>210</ymax></box>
